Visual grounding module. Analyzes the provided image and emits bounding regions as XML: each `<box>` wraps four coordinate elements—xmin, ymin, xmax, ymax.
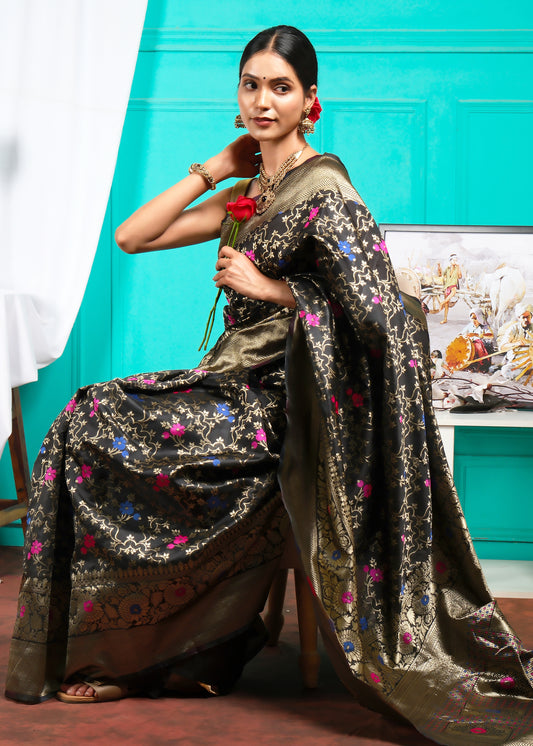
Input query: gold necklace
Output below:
<box><xmin>256</xmin><ymin>145</ymin><xmax>307</xmax><ymax>214</ymax></box>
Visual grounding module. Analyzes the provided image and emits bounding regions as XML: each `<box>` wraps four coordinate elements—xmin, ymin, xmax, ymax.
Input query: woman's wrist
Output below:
<box><xmin>203</xmin><ymin>155</ymin><xmax>231</xmax><ymax>186</ymax></box>
<box><xmin>263</xmin><ymin>278</ymin><xmax>296</xmax><ymax>308</ymax></box>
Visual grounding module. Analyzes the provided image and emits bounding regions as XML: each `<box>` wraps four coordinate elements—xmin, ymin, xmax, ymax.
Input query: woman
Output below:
<box><xmin>461</xmin><ymin>308</ymin><xmax>494</xmax><ymax>372</ymax></box>
<box><xmin>6</xmin><ymin>26</ymin><xmax>533</xmax><ymax>745</ymax></box>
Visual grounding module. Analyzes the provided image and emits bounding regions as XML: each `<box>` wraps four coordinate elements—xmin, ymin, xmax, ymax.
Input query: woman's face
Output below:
<box><xmin>238</xmin><ymin>50</ymin><xmax>315</xmax><ymax>144</ymax></box>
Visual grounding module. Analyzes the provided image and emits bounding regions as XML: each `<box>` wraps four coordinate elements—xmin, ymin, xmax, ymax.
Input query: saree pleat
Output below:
<box><xmin>6</xmin><ymin>154</ymin><xmax>533</xmax><ymax>744</ymax></box>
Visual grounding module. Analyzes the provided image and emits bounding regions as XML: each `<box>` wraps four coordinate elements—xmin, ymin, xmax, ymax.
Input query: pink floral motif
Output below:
<box><xmin>372</xmin><ymin>295</ymin><xmax>382</xmax><ymax>304</ymax></box>
<box><xmin>299</xmin><ymin>310</ymin><xmax>306</xmax><ymax>318</ymax></box>
<box><xmin>331</xmin><ymin>395</ymin><xmax>339</xmax><ymax>414</ymax></box>
<box><xmin>251</xmin><ymin>428</ymin><xmax>267</xmax><ymax>449</ymax></box>
<box><xmin>306</xmin><ymin>313</ymin><xmax>320</xmax><ymax>326</ymax></box>
<box><xmin>357</xmin><ymin>480</ymin><xmax>372</xmax><ymax>498</ymax></box>
<box><xmin>401</xmin><ymin>534</ymin><xmax>406</xmax><ymax>543</ymax></box>
<box><xmin>65</xmin><ymin>398</ymin><xmax>77</xmax><ymax>413</ymax></box>
<box><xmin>245</xmin><ymin>250</ymin><xmax>256</xmax><ymax>261</ymax></box>
<box><xmin>164</xmin><ymin>423</ymin><xmax>186</xmax><ymax>439</ymax></box>
<box><xmin>143</xmin><ymin>379</ymin><xmax>155</xmax><ymax>384</ymax></box>
<box><xmin>227</xmin><ymin>314</ymin><xmax>236</xmax><ymax>326</ymax></box>
<box><xmin>470</xmin><ymin>728</ymin><xmax>487</xmax><ymax>735</ymax></box>
<box><xmin>341</xmin><ymin>592</ymin><xmax>353</xmax><ymax>604</ymax></box>
<box><xmin>409</xmin><ymin>359</ymin><xmax>418</xmax><ymax>368</ymax></box>
<box><xmin>30</xmin><ymin>540</ymin><xmax>42</xmax><ymax>555</ymax></box>
<box><xmin>369</xmin><ymin>568</ymin><xmax>383</xmax><ymax>583</ymax></box>
<box><xmin>424</xmin><ymin>478</ymin><xmax>431</xmax><ymax>487</ymax></box>
<box><xmin>154</xmin><ymin>473</ymin><xmax>170</xmax><ymax>491</ymax></box>
<box><xmin>83</xmin><ymin>600</ymin><xmax>94</xmax><ymax>613</ymax></box>
<box><xmin>167</xmin><ymin>535</ymin><xmax>189</xmax><ymax>549</ymax></box>
<box><xmin>44</xmin><ymin>468</ymin><xmax>56</xmax><ymax>482</ymax></box>
<box><xmin>402</xmin><ymin>632</ymin><xmax>412</xmax><ymax>645</ymax></box>
<box><xmin>19</xmin><ymin>605</ymin><xmax>25</xmax><ymax>618</ymax></box>
<box><xmin>81</xmin><ymin>534</ymin><xmax>95</xmax><ymax>555</ymax></box>
<box><xmin>500</xmin><ymin>676</ymin><xmax>515</xmax><ymax>688</ymax></box>
<box><xmin>435</xmin><ymin>561</ymin><xmax>447</xmax><ymax>574</ymax></box>
<box><xmin>370</xmin><ymin>672</ymin><xmax>381</xmax><ymax>684</ymax></box>
<box><xmin>89</xmin><ymin>398</ymin><xmax>100</xmax><ymax>417</ymax></box>
<box><xmin>175</xmin><ymin>586</ymin><xmax>187</xmax><ymax>597</ymax></box>
<box><xmin>373</xmin><ymin>240</ymin><xmax>388</xmax><ymax>253</ymax></box>
<box><xmin>304</xmin><ymin>206</ymin><xmax>319</xmax><ymax>227</ymax></box>
<box><xmin>76</xmin><ymin>464</ymin><xmax>93</xmax><ymax>484</ymax></box>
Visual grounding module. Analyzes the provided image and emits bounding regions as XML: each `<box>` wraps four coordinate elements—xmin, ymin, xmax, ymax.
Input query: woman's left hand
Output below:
<box><xmin>213</xmin><ymin>246</ymin><xmax>295</xmax><ymax>307</ymax></box>
<box><xmin>214</xmin><ymin>246</ymin><xmax>269</xmax><ymax>300</ymax></box>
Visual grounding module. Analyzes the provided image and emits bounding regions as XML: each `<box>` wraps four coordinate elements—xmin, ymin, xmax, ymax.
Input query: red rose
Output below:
<box><xmin>226</xmin><ymin>195</ymin><xmax>256</xmax><ymax>222</ymax></box>
<box><xmin>308</xmin><ymin>97</ymin><xmax>322</xmax><ymax>124</ymax></box>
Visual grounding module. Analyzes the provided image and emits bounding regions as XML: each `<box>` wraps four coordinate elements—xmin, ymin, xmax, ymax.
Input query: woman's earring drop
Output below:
<box><xmin>234</xmin><ymin>114</ymin><xmax>246</xmax><ymax>129</ymax></box>
<box><xmin>298</xmin><ymin>108</ymin><xmax>314</xmax><ymax>135</ymax></box>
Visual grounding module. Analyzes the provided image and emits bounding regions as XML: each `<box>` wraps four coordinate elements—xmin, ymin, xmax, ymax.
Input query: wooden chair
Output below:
<box><xmin>0</xmin><ymin>389</ymin><xmax>29</xmax><ymax>534</ymax></box>
<box><xmin>264</xmin><ymin>529</ymin><xmax>320</xmax><ymax>688</ymax></box>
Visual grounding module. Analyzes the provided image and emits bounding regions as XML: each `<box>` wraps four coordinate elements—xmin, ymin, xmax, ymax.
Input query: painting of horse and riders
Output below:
<box><xmin>381</xmin><ymin>224</ymin><xmax>533</xmax><ymax>411</ymax></box>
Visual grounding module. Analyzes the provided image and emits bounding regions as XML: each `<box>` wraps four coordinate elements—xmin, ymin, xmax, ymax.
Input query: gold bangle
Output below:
<box><xmin>189</xmin><ymin>163</ymin><xmax>216</xmax><ymax>190</ymax></box>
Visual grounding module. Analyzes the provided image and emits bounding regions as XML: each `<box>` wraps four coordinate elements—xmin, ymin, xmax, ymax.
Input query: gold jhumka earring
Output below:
<box><xmin>234</xmin><ymin>114</ymin><xmax>245</xmax><ymax>129</ymax></box>
<box><xmin>298</xmin><ymin>108</ymin><xmax>314</xmax><ymax>135</ymax></box>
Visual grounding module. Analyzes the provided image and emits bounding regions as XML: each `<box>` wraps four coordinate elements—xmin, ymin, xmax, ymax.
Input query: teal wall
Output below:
<box><xmin>3</xmin><ymin>0</ymin><xmax>533</xmax><ymax>548</ymax></box>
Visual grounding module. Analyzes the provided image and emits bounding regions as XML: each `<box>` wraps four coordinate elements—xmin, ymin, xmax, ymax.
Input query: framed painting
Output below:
<box><xmin>381</xmin><ymin>224</ymin><xmax>533</xmax><ymax>409</ymax></box>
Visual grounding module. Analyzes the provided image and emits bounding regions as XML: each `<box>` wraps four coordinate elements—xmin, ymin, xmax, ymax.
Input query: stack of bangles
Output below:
<box><xmin>189</xmin><ymin>163</ymin><xmax>217</xmax><ymax>190</ymax></box>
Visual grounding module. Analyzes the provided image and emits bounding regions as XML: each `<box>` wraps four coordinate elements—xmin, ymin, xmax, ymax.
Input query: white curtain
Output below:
<box><xmin>0</xmin><ymin>0</ymin><xmax>148</xmax><ymax>455</ymax></box>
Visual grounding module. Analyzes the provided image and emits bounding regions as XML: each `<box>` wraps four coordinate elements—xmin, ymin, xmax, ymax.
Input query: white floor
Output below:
<box><xmin>481</xmin><ymin>559</ymin><xmax>533</xmax><ymax>598</ymax></box>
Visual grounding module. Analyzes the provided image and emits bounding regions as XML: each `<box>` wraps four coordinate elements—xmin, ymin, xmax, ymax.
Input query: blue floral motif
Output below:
<box><xmin>207</xmin><ymin>495</ymin><xmax>226</xmax><ymax>510</ymax></box>
<box><xmin>119</xmin><ymin>501</ymin><xmax>140</xmax><ymax>521</ymax></box>
<box><xmin>343</xmin><ymin>641</ymin><xmax>355</xmax><ymax>652</ymax></box>
<box><xmin>360</xmin><ymin>616</ymin><xmax>368</xmax><ymax>631</ymax></box>
<box><xmin>421</xmin><ymin>594</ymin><xmax>430</xmax><ymax>606</ymax></box>
<box><xmin>120</xmin><ymin>500</ymin><xmax>134</xmax><ymax>515</ymax></box>
<box><xmin>211</xmin><ymin>458</ymin><xmax>221</xmax><ymax>466</ymax></box>
<box><xmin>216</xmin><ymin>403</ymin><xmax>235</xmax><ymax>423</ymax></box>
<box><xmin>113</xmin><ymin>437</ymin><xmax>127</xmax><ymax>451</ymax></box>
<box><xmin>378</xmin><ymin>655</ymin><xmax>384</xmax><ymax>665</ymax></box>
<box><xmin>332</xmin><ymin>550</ymin><xmax>341</xmax><ymax>560</ymax></box>
<box><xmin>129</xmin><ymin>604</ymin><xmax>141</xmax><ymax>615</ymax></box>
<box><xmin>338</xmin><ymin>240</ymin><xmax>352</xmax><ymax>256</ymax></box>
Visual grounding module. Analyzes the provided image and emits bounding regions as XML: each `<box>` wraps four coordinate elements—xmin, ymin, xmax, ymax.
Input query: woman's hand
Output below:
<box><xmin>205</xmin><ymin>135</ymin><xmax>261</xmax><ymax>181</ymax></box>
<box><xmin>214</xmin><ymin>246</ymin><xmax>295</xmax><ymax>307</ymax></box>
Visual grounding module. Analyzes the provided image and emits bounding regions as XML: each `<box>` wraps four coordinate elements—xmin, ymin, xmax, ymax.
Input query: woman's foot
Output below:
<box><xmin>56</xmin><ymin>680</ymin><xmax>128</xmax><ymax>703</ymax></box>
<box><xmin>60</xmin><ymin>682</ymin><xmax>97</xmax><ymax>698</ymax></box>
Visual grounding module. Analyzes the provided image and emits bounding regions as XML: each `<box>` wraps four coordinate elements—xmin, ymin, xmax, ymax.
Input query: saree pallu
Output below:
<box><xmin>6</xmin><ymin>153</ymin><xmax>533</xmax><ymax>744</ymax></box>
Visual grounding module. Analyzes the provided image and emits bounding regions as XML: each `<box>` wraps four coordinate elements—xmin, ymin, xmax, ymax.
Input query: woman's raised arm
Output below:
<box><xmin>115</xmin><ymin>135</ymin><xmax>260</xmax><ymax>254</ymax></box>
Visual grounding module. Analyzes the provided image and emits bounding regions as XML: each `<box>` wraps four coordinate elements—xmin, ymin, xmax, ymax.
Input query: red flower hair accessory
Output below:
<box><xmin>308</xmin><ymin>97</ymin><xmax>322</xmax><ymax>124</ymax></box>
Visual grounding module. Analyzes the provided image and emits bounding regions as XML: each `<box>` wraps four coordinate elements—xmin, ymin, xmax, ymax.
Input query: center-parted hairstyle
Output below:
<box><xmin>239</xmin><ymin>26</ymin><xmax>318</xmax><ymax>91</ymax></box>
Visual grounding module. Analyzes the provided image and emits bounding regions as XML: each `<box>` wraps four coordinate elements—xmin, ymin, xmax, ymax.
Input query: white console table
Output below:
<box><xmin>436</xmin><ymin>409</ymin><xmax>533</xmax><ymax>471</ymax></box>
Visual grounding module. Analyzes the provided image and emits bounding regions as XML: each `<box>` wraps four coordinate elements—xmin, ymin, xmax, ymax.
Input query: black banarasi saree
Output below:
<box><xmin>6</xmin><ymin>155</ymin><xmax>533</xmax><ymax>745</ymax></box>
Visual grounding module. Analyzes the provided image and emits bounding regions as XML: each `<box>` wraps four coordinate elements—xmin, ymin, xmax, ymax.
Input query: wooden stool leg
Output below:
<box><xmin>8</xmin><ymin>388</ymin><xmax>30</xmax><ymax>534</ymax></box>
<box><xmin>264</xmin><ymin>568</ymin><xmax>289</xmax><ymax>646</ymax></box>
<box><xmin>294</xmin><ymin>568</ymin><xmax>320</xmax><ymax>688</ymax></box>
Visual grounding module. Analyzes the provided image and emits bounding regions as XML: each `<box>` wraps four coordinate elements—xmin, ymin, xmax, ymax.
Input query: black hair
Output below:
<box><xmin>239</xmin><ymin>25</ymin><xmax>318</xmax><ymax>91</ymax></box>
